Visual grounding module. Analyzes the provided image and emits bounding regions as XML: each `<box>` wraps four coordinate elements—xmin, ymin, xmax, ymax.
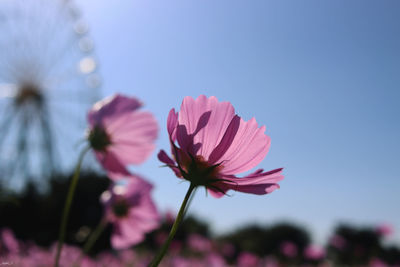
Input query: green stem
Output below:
<box><xmin>81</xmin><ymin>218</ymin><xmax>108</xmax><ymax>257</ymax></box>
<box><xmin>183</xmin><ymin>187</ymin><xmax>197</xmax><ymax>217</ymax></box>
<box><xmin>54</xmin><ymin>146</ymin><xmax>90</xmax><ymax>267</ymax></box>
<box><xmin>148</xmin><ymin>183</ymin><xmax>196</xmax><ymax>267</ymax></box>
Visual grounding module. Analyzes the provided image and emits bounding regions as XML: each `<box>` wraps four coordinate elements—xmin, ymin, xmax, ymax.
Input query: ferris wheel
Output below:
<box><xmin>0</xmin><ymin>0</ymin><xmax>101</xmax><ymax>191</ymax></box>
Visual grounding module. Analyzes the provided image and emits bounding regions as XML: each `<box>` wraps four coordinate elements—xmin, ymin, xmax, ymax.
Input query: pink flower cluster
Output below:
<box><xmin>2</xmin><ymin>223</ymin><xmax>399</xmax><ymax>267</ymax></box>
<box><xmin>0</xmin><ymin>228</ymin><xmax>299</xmax><ymax>267</ymax></box>
<box><xmin>83</xmin><ymin>94</ymin><xmax>283</xmax><ymax>251</ymax></box>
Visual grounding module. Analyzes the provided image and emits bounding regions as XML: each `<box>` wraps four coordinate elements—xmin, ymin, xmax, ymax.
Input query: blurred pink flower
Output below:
<box><xmin>304</xmin><ymin>245</ymin><xmax>325</xmax><ymax>261</ymax></box>
<box><xmin>169</xmin><ymin>240</ymin><xmax>183</xmax><ymax>254</ymax></box>
<box><xmin>206</xmin><ymin>253</ymin><xmax>226</xmax><ymax>267</ymax></box>
<box><xmin>51</xmin><ymin>243</ymin><xmax>82</xmax><ymax>267</ymax></box>
<box><xmin>188</xmin><ymin>234</ymin><xmax>212</xmax><ymax>253</ymax></box>
<box><xmin>237</xmin><ymin>251</ymin><xmax>260</xmax><ymax>267</ymax></box>
<box><xmin>329</xmin><ymin>234</ymin><xmax>346</xmax><ymax>250</ymax></box>
<box><xmin>280</xmin><ymin>241</ymin><xmax>298</xmax><ymax>258</ymax></box>
<box><xmin>165</xmin><ymin>210</ymin><xmax>177</xmax><ymax>225</ymax></box>
<box><xmin>158</xmin><ymin>95</ymin><xmax>283</xmax><ymax>197</ymax></box>
<box><xmin>376</xmin><ymin>223</ymin><xmax>394</xmax><ymax>237</ymax></box>
<box><xmin>264</xmin><ymin>256</ymin><xmax>279</xmax><ymax>267</ymax></box>
<box><xmin>119</xmin><ymin>249</ymin><xmax>139</xmax><ymax>265</ymax></box>
<box><xmin>96</xmin><ymin>251</ymin><xmax>122</xmax><ymax>267</ymax></box>
<box><xmin>0</xmin><ymin>228</ymin><xmax>19</xmax><ymax>253</ymax></box>
<box><xmin>26</xmin><ymin>244</ymin><xmax>54</xmax><ymax>266</ymax></box>
<box><xmin>167</xmin><ymin>256</ymin><xmax>191</xmax><ymax>267</ymax></box>
<box><xmin>370</xmin><ymin>258</ymin><xmax>388</xmax><ymax>267</ymax></box>
<box><xmin>80</xmin><ymin>257</ymin><xmax>98</xmax><ymax>267</ymax></box>
<box><xmin>220</xmin><ymin>242</ymin><xmax>235</xmax><ymax>257</ymax></box>
<box><xmin>101</xmin><ymin>174</ymin><xmax>160</xmax><ymax>249</ymax></box>
<box><xmin>87</xmin><ymin>94</ymin><xmax>158</xmax><ymax>176</ymax></box>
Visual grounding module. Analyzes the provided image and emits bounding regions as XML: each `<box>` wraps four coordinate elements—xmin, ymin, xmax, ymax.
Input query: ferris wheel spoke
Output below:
<box><xmin>39</xmin><ymin>4</ymin><xmax>83</xmax><ymax>72</ymax></box>
<box><xmin>47</xmin><ymin>102</ymin><xmax>88</xmax><ymax>147</ymax></box>
<box><xmin>42</xmin><ymin>30</ymin><xmax>77</xmax><ymax>71</ymax></box>
<box><xmin>50</xmin><ymin>103</ymin><xmax>87</xmax><ymax>129</ymax></box>
<box><xmin>39</xmin><ymin>106</ymin><xmax>58</xmax><ymax>174</ymax></box>
<box><xmin>0</xmin><ymin>7</ymin><xmax>26</xmax><ymax>48</ymax></box>
<box><xmin>0</xmin><ymin>105</ymin><xmax>18</xmax><ymax>146</ymax></box>
<box><xmin>43</xmin><ymin>38</ymin><xmax>86</xmax><ymax>78</ymax></box>
<box><xmin>0</xmin><ymin>56</ymin><xmax>20</xmax><ymax>82</ymax></box>
<box><xmin>51</xmin><ymin>117</ymin><xmax>83</xmax><ymax>153</ymax></box>
<box><xmin>43</xmin><ymin>70</ymin><xmax>89</xmax><ymax>96</ymax></box>
<box><xmin>46</xmin><ymin>86</ymin><xmax>96</xmax><ymax>106</ymax></box>
<box><xmin>3</xmin><ymin>115</ymin><xmax>29</xmax><ymax>185</ymax></box>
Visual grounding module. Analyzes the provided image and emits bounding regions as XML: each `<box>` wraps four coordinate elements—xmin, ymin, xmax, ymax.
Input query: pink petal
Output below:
<box><xmin>128</xmin><ymin>195</ymin><xmax>160</xmax><ymax>231</ymax></box>
<box><xmin>124</xmin><ymin>176</ymin><xmax>154</xmax><ymax>202</ymax></box>
<box><xmin>176</xmin><ymin>124</ymin><xmax>194</xmax><ymax>154</ymax></box>
<box><xmin>158</xmin><ymin>149</ymin><xmax>176</xmax><ymax>166</ymax></box>
<box><xmin>108</xmin><ymin>143</ymin><xmax>155</xmax><ymax>165</ymax></box>
<box><xmin>158</xmin><ymin>150</ymin><xmax>182</xmax><ymax>177</ymax></box>
<box><xmin>94</xmin><ymin>151</ymin><xmax>130</xmax><ymax>177</ymax></box>
<box><xmin>208</xmin><ymin>115</ymin><xmax>241</xmax><ymax>164</ymax></box>
<box><xmin>207</xmin><ymin>186</ymin><xmax>226</xmax><ymax>198</ymax></box>
<box><xmin>208</xmin><ymin>168</ymin><xmax>283</xmax><ymax>197</ymax></box>
<box><xmin>106</xmin><ymin>112</ymin><xmax>158</xmax><ymax>139</ymax></box>
<box><xmin>177</xmin><ymin>95</ymin><xmax>235</xmax><ymax>160</ymax></box>
<box><xmin>167</xmin><ymin>108</ymin><xmax>179</xmax><ymax>142</ymax></box>
<box><xmin>166</xmin><ymin>109</ymin><xmax>187</xmax><ymax>165</ymax></box>
<box><xmin>88</xmin><ymin>94</ymin><xmax>142</xmax><ymax>126</ymax></box>
<box><xmin>217</xmin><ymin>117</ymin><xmax>271</xmax><ymax>175</ymax></box>
<box><xmin>111</xmin><ymin>219</ymin><xmax>144</xmax><ymax>249</ymax></box>
<box><xmin>102</xmin><ymin>112</ymin><xmax>158</xmax><ymax>165</ymax></box>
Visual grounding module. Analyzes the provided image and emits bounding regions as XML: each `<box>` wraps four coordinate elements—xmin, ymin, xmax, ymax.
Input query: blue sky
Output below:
<box><xmin>78</xmin><ymin>0</ymin><xmax>400</xmax><ymax>243</ymax></box>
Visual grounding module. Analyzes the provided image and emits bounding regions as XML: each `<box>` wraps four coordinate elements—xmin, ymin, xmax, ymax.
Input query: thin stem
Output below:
<box><xmin>54</xmin><ymin>146</ymin><xmax>90</xmax><ymax>267</ymax></box>
<box><xmin>148</xmin><ymin>183</ymin><xmax>196</xmax><ymax>267</ymax></box>
<box><xmin>183</xmin><ymin>187</ymin><xmax>197</xmax><ymax>217</ymax></box>
<box><xmin>81</xmin><ymin>217</ymin><xmax>108</xmax><ymax>257</ymax></box>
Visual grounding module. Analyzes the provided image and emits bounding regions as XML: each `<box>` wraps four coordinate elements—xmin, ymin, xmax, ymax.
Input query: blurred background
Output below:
<box><xmin>0</xmin><ymin>0</ymin><xmax>399</xmax><ymax>265</ymax></box>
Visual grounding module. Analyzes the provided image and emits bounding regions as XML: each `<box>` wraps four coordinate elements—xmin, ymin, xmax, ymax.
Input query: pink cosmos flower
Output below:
<box><xmin>87</xmin><ymin>94</ymin><xmax>158</xmax><ymax>176</ymax></box>
<box><xmin>264</xmin><ymin>256</ymin><xmax>279</xmax><ymax>267</ymax></box>
<box><xmin>165</xmin><ymin>210</ymin><xmax>177</xmax><ymax>225</ymax></box>
<box><xmin>0</xmin><ymin>228</ymin><xmax>19</xmax><ymax>253</ymax></box>
<box><xmin>158</xmin><ymin>95</ymin><xmax>283</xmax><ymax>197</ymax></box>
<box><xmin>370</xmin><ymin>258</ymin><xmax>389</xmax><ymax>267</ymax></box>
<box><xmin>220</xmin><ymin>242</ymin><xmax>235</xmax><ymax>257</ymax></box>
<box><xmin>207</xmin><ymin>253</ymin><xmax>226</xmax><ymax>267</ymax></box>
<box><xmin>237</xmin><ymin>251</ymin><xmax>260</xmax><ymax>267</ymax></box>
<box><xmin>329</xmin><ymin>234</ymin><xmax>346</xmax><ymax>250</ymax></box>
<box><xmin>101</xmin><ymin>173</ymin><xmax>160</xmax><ymax>249</ymax></box>
<box><xmin>280</xmin><ymin>241</ymin><xmax>298</xmax><ymax>258</ymax></box>
<box><xmin>51</xmin><ymin>243</ymin><xmax>82</xmax><ymax>267</ymax></box>
<box><xmin>187</xmin><ymin>234</ymin><xmax>212</xmax><ymax>253</ymax></box>
<box><xmin>376</xmin><ymin>223</ymin><xmax>394</xmax><ymax>237</ymax></box>
<box><xmin>304</xmin><ymin>245</ymin><xmax>326</xmax><ymax>260</ymax></box>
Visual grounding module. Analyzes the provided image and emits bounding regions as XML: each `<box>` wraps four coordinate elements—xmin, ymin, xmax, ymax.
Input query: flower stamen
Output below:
<box><xmin>182</xmin><ymin>154</ymin><xmax>223</xmax><ymax>187</ymax></box>
<box><xmin>88</xmin><ymin>125</ymin><xmax>111</xmax><ymax>151</ymax></box>
<box><xmin>112</xmin><ymin>199</ymin><xmax>130</xmax><ymax>218</ymax></box>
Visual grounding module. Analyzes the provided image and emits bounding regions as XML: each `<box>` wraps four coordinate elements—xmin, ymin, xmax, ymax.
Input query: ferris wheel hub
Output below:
<box><xmin>15</xmin><ymin>83</ymin><xmax>43</xmax><ymax>106</ymax></box>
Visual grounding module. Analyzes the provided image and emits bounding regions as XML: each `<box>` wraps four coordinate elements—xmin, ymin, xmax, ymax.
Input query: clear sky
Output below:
<box><xmin>77</xmin><ymin>0</ymin><xmax>400</xmax><ymax>244</ymax></box>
